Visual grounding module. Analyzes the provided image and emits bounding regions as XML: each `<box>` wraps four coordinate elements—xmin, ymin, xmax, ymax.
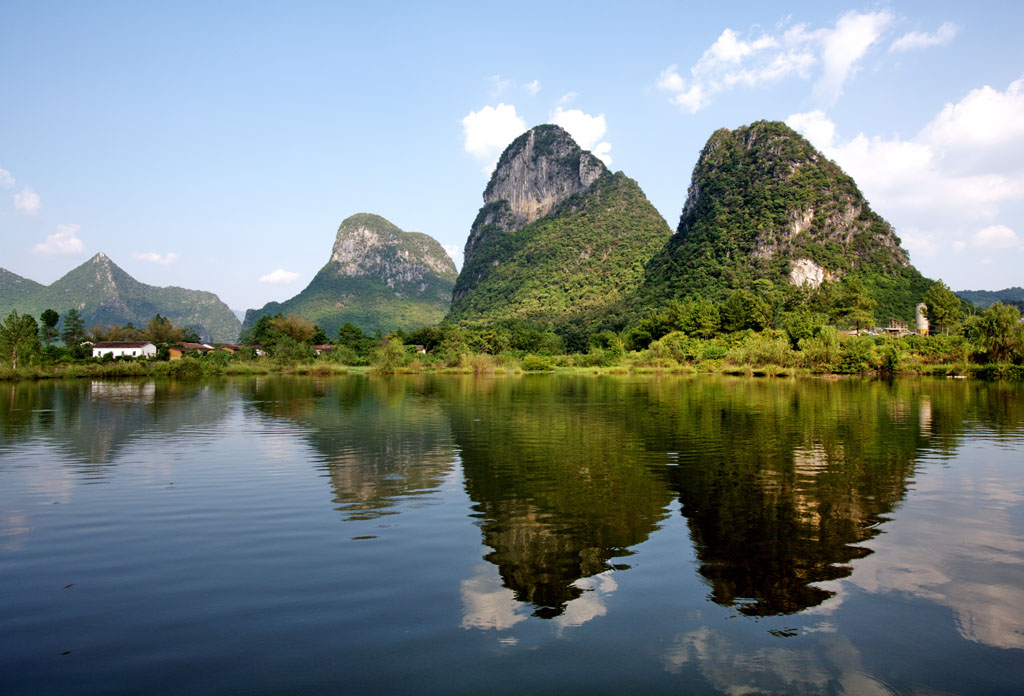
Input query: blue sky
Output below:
<box><xmin>2</xmin><ymin>1</ymin><xmax>1022</xmax><ymax>311</ymax></box>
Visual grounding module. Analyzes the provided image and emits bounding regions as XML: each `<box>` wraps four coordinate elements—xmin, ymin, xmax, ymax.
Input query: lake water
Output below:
<box><xmin>2</xmin><ymin>375</ymin><xmax>1024</xmax><ymax>695</ymax></box>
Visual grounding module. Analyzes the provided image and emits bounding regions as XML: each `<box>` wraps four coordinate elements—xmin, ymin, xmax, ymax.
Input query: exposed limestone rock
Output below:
<box><xmin>789</xmin><ymin>258</ymin><xmax>834</xmax><ymax>288</ymax></box>
<box><xmin>244</xmin><ymin>213</ymin><xmax>457</xmax><ymax>336</ymax></box>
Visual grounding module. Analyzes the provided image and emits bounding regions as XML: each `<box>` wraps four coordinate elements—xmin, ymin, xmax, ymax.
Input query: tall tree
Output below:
<box><xmin>0</xmin><ymin>311</ymin><xmax>41</xmax><ymax>369</ymax></box>
<box><xmin>834</xmin><ymin>278</ymin><xmax>877</xmax><ymax>333</ymax></box>
<box><xmin>40</xmin><ymin>309</ymin><xmax>60</xmax><ymax>345</ymax></box>
<box><xmin>978</xmin><ymin>302</ymin><xmax>1022</xmax><ymax>362</ymax></box>
<box><xmin>60</xmin><ymin>308</ymin><xmax>86</xmax><ymax>346</ymax></box>
<box><xmin>924</xmin><ymin>280</ymin><xmax>963</xmax><ymax>335</ymax></box>
<box><xmin>146</xmin><ymin>314</ymin><xmax>184</xmax><ymax>344</ymax></box>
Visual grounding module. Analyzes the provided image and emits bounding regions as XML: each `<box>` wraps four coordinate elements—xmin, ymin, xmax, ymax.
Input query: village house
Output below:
<box><xmin>92</xmin><ymin>341</ymin><xmax>157</xmax><ymax>359</ymax></box>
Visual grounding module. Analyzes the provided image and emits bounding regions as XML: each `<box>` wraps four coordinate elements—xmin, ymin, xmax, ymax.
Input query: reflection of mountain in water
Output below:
<box><xmin>0</xmin><ymin>380</ymin><xmax>232</xmax><ymax>478</ymax></box>
<box><xmin>450</xmin><ymin>377</ymin><xmax>982</xmax><ymax>621</ymax></box>
<box><xmin>447</xmin><ymin>377</ymin><xmax>675</xmax><ymax>618</ymax></box>
<box><xmin>241</xmin><ymin>376</ymin><xmax>456</xmax><ymax>521</ymax></box>
<box><xmin>645</xmin><ymin>379</ymin><xmax>953</xmax><ymax>616</ymax></box>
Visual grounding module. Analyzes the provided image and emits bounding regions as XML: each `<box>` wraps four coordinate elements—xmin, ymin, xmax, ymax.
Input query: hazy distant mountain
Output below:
<box><xmin>956</xmin><ymin>287</ymin><xmax>1024</xmax><ymax>310</ymax></box>
<box><xmin>0</xmin><ymin>253</ymin><xmax>241</xmax><ymax>342</ymax></box>
<box><xmin>243</xmin><ymin>213</ymin><xmax>457</xmax><ymax>336</ymax></box>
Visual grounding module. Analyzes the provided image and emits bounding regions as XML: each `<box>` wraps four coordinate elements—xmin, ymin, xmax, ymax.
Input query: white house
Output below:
<box><xmin>92</xmin><ymin>341</ymin><xmax>157</xmax><ymax>358</ymax></box>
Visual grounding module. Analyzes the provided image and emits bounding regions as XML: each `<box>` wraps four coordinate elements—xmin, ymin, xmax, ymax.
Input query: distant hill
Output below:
<box><xmin>639</xmin><ymin>120</ymin><xmax>933</xmax><ymax>320</ymax></box>
<box><xmin>0</xmin><ymin>253</ymin><xmax>241</xmax><ymax>342</ymax></box>
<box><xmin>448</xmin><ymin>124</ymin><xmax>672</xmax><ymax>327</ymax></box>
<box><xmin>956</xmin><ymin>287</ymin><xmax>1024</xmax><ymax>310</ymax></box>
<box><xmin>243</xmin><ymin>213</ymin><xmax>457</xmax><ymax>336</ymax></box>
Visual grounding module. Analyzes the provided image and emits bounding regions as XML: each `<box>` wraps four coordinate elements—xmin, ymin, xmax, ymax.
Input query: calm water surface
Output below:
<box><xmin>1</xmin><ymin>375</ymin><xmax>1023</xmax><ymax>694</ymax></box>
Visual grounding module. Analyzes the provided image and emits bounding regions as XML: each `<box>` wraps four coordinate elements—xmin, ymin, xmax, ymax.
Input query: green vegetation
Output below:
<box><xmin>639</xmin><ymin>120</ymin><xmax>932</xmax><ymax>322</ymax></box>
<box><xmin>449</xmin><ymin>171</ymin><xmax>672</xmax><ymax>328</ymax></box>
<box><xmin>0</xmin><ymin>253</ymin><xmax>240</xmax><ymax>342</ymax></box>
<box><xmin>243</xmin><ymin>213</ymin><xmax>457</xmax><ymax>338</ymax></box>
<box><xmin>956</xmin><ymin>286</ymin><xmax>1024</xmax><ymax>310</ymax></box>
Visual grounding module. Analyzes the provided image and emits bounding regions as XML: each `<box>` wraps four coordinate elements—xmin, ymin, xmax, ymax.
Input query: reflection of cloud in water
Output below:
<box><xmin>1</xmin><ymin>512</ymin><xmax>30</xmax><ymax>552</ymax></box>
<box><xmin>819</xmin><ymin>462</ymin><xmax>1024</xmax><ymax>650</ymax></box>
<box><xmin>665</xmin><ymin>627</ymin><xmax>893</xmax><ymax>695</ymax></box>
<box><xmin>460</xmin><ymin>564</ymin><xmax>528</xmax><ymax>631</ymax></box>
<box><xmin>554</xmin><ymin>572</ymin><xmax>617</xmax><ymax>633</ymax></box>
<box><xmin>460</xmin><ymin>564</ymin><xmax>618</xmax><ymax>634</ymax></box>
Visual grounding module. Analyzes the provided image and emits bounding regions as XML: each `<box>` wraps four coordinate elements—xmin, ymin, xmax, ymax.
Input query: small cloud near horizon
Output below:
<box><xmin>133</xmin><ymin>251</ymin><xmax>179</xmax><ymax>266</ymax></box>
<box><xmin>259</xmin><ymin>268</ymin><xmax>300</xmax><ymax>284</ymax></box>
<box><xmin>32</xmin><ymin>223</ymin><xmax>85</xmax><ymax>256</ymax></box>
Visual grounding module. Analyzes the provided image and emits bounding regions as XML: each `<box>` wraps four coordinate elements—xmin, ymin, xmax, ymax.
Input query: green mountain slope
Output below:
<box><xmin>0</xmin><ymin>268</ymin><xmax>45</xmax><ymax>308</ymax></box>
<box><xmin>244</xmin><ymin>213</ymin><xmax>457</xmax><ymax>336</ymax></box>
<box><xmin>956</xmin><ymin>287</ymin><xmax>1024</xmax><ymax>310</ymax></box>
<box><xmin>0</xmin><ymin>254</ymin><xmax>241</xmax><ymax>342</ymax></box>
<box><xmin>448</xmin><ymin>125</ymin><xmax>672</xmax><ymax>327</ymax></box>
<box><xmin>640</xmin><ymin>120</ymin><xmax>932</xmax><ymax>320</ymax></box>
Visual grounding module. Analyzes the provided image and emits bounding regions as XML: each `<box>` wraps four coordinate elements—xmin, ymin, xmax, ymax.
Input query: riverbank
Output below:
<box><xmin>2</xmin><ymin>355</ymin><xmax>1022</xmax><ymax>381</ymax></box>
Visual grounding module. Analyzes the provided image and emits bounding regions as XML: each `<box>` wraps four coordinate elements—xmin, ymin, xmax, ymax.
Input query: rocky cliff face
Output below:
<box><xmin>481</xmin><ymin>125</ymin><xmax>606</xmax><ymax>229</ymax></box>
<box><xmin>244</xmin><ymin>213</ymin><xmax>457</xmax><ymax>336</ymax></box>
<box><xmin>330</xmin><ymin>213</ymin><xmax>456</xmax><ymax>288</ymax></box>
<box><xmin>640</xmin><ymin>120</ymin><xmax>926</xmax><ymax>309</ymax></box>
<box><xmin>448</xmin><ymin>125</ymin><xmax>672</xmax><ymax>327</ymax></box>
<box><xmin>0</xmin><ymin>253</ymin><xmax>242</xmax><ymax>342</ymax></box>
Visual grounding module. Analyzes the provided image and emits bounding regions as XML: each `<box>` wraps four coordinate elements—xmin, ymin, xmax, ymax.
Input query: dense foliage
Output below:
<box><xmin>449</xmin><ymin>172</ymin><xmax>672</xmax><ymax>327</ymax></box>
<box><xmin>639</xmin><ymin>120</ymin><xmax>930</xmax><ymax>322</ymax></box>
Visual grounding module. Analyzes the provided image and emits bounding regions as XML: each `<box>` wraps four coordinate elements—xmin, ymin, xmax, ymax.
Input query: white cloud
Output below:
<box><xmin>259</xmin><ymin>269</ymin><xmax>300</xmax><ymax>284</ymax></box>
<box><xmin>656</xmin><ymin>10</ymin><xmax>901</xmax><ymax>113</ymax></box>
<box><xmin>557</xmin><ymin>91</ymin><xmax>578</xmax><ymax>105</ymax></box>
<box><xmin>32</xmin><ymin>224</ymin><xmax>85</xmax><ymax>256</ymax></box>
<box><xmin>442</xmin><ymin>243</ymin><xmax>464</xmax><ymax>271</ymax></box>
<box><xmin>971</xmin><ymin>225</ymin><xmax>1020</xmax><ymax>250</ymax></box>
<box><xmin>523</xmin><ymin>79</ymin><xmax>541</xmax><ymax>96</ymax></box>
<box><xmin>815</xmin><ymin>10</ymin><xmax>893</xmax><ymax>105</ymax></box>
<box><xmin>0</xmin><ymin>167</ymin><xmax>13</xmax><ymax>189</ymax></box>
<box><xmin>785</xmin><ymin>75</ymin><xmax>1024</xmax><ymax>278</ymax></box>
<box><xmin>550</xmin><ymin>107</ymin><xmax>613</xmax><ymax>166</ymax></box>
<box><xmin>891</xmin><ymin>22</ymin><xmax>959</xmax><ymax>52</ymax></box>
<box><xmin>133</xmin><ymin>251</ymin><xmax>179</xmax><ymax>266</ymax></box>
<box><xmin>489</xmin><ymin>74</ymin><xmax>512</xmax><ymax>97</ymax></box>
<box><xmin>13</xmin><ymin>186</ymin><xmax>40</xmax><ymax>215</ymax></box>
<box><xmin>461</xmin><ymin>103</ymin><xmax>527</xmax><ymax>174</ymax></box>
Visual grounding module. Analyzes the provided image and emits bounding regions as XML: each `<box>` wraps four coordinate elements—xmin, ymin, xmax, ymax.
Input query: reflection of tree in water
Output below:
<box><xmin>447</xmin><ymin>376</ymin><xmax>674</xmax><ymax>618</ymax></box>
<box><xmin>241</xmin><ymin>375</ymin><xmax>456</xmax><ymax>521</ymax></box>
<box><xmin>640</xmin><ymin>378</ymin><xmax>976</xmax><ymax>616</ymax></box>
<box><xmin>0</xmin><ymin>379</ymin><xmax>230</xmax><ymax>479</ymax></box>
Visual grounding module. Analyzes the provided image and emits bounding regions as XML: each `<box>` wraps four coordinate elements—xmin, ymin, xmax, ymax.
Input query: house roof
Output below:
<box><xmin>92</xmin><ymin>341</ymin><xmax>155</xmax><ymax>348</ymax></box>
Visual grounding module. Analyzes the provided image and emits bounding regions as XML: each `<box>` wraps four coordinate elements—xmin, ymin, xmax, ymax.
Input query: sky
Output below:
<box><xmin>2</xmin><ymin>1</ymin><xmax>1023</xmax><ymax>312</ymax></box>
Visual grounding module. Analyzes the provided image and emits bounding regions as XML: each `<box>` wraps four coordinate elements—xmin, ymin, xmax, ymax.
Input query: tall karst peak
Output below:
<box><xmin>449</xmin><ymin>125</ymin><xmax>672</xmax><ymax>330</ymax></box>
<box><xmin>640</xmin><ymin>119</ymin><xmax>930</xmax><ymax>318</ymax></box>
<box><xmin>481</xmin><ymin>124</ymin><xmax>608</xmax><ymax>232</ymax></box>
<box><xmin>244</xmin><ymin>213</ymin><xmax>456</xmax><ymax>336</ymax></box>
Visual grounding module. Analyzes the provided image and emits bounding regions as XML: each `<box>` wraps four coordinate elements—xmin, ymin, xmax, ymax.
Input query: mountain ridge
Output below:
<box><xmin>0</xmin><ymin>253</ymin><xmax>241</xmax><ymax>342</ymax></box>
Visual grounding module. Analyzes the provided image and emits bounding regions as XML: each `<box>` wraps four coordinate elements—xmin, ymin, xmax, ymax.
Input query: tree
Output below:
<box><xmin>40</xmin><ymin>309</ymin><xmax>60</xmax><ymax>345</ymax></box>
<box><xmin>834</xmin><ymin>278</ymin><xmax>877</xmax><ymax>333</ymax></box>
<box><xmin>145</xmin><ymin>314</ymin><xmax>184</xmax><ymax>344</ymax></box>
<box><xmin>977</xmin><ymin>302</ymin><xmax>1022</xmax><ymax>363</ymax></box>
<box><xmin>270</xmin><ymin>314</ymin><xmax>316</xmax><ymax>343</ymax></box>
<box><xmin>0</xmin><ymin>311</ymin><xmax>41</xmax><ymax>369</ymax></box>
<box><xmin>60</xmin><ymin>308</ymin><xmax>86</xmax><ymax>346</ymax></box>
<box><xmin>924</xmin><ymin>280</ymin><xmax>963</xmax><ymax>335</ymax></box>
